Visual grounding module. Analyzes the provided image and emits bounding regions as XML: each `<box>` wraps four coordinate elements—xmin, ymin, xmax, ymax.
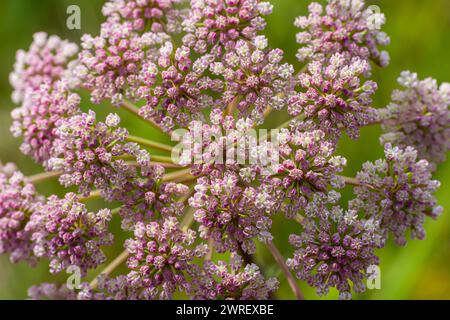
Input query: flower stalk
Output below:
<box><xmin>266</xmin><ymin>241</ymin><xmax>304</xmax><ymax>301</ymax></box>
<box><xmin>127</xmin><ymin>135</ymin><xmax>173</xmax><ymax>153</ymax></box>
<box><xmin>28</xmin><ymin>171</ymin><xmax>62</xmax><ymax>184</ymax></box>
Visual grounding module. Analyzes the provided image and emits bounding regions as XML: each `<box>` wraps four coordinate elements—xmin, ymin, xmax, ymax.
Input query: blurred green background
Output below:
<box><xmin>0</xmin><ymin>0</ymin><xmax>449</xmax><ymax>300</ymax></box>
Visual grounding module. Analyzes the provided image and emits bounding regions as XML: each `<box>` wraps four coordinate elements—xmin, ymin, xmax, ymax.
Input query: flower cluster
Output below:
<box><xmin>29</xmin><ymin>193</ymin><xmax>114</xmax><ymax>275</ymax></box>
<box><xmin>119</xmin><ymin>174</ymin><xmax>190</xmax><ymax>231</ymax></box>
<box><xmin>190</xmin><ymin>254</ymin><xmax>279</xmax><ymax>299</ymax></box>
<box><xmin>10</xmin><ymin>32</ymin><xmax>78</xmax><ymax>104</ymax></box>
<box><xmin>287</xmin><ymin>192</ymin><xmax>381</xmax><ymax>299</ymax></box>
<box><xmin>350</xmin><ymin>144</ymin><xmax>442</xmax><ymax>246</ymax></box>
<box><xmin>125</xmin><ymin>217</ymin><xmax>208</xmax><ymax>299</ymax></box>
<box><xmin>28</xmin><ymin>283</ymin><xmax>78</xmax><ymax>300</ymax></box>
<box><xmin>210</xmin><ymin>37</ymin><xmax>294</xmax><ymax>123</ymax></box>
<box><xmin>182</xmin><ymin>0</ymin><xmax>273</xmax><ymax>55</ymax></box>
<box><xmin>10</xmin><ymin>80</ymin><xmax>81</xmax><ymax>165</ymax></box>
<box><xmin>265</xmin><ymin>129</ymin><xmax>346</xmax><ymax>219</ymax></box>
<box><xmin>288</xmin><ymin>53</ymin><xmax>378</xmax><ymax>141</ymax></box>
<box><xmin>103</xmin><ymin>0</ymin><xmax>187</xmax><ymax>34</ymax></box>
<box><xmin>294</xmin><ymin>0</ymin><xmax>390</xmax><ymax>67</ymax></box>
<box><xmin>2</xmin><ymin>0</ymin><xmax>449</xmax><ymax>301</ymax></box>
<box><xmin>76</xmin><ymin>1</ymin><xmax>292</xmax><ymax>131</ymax></box>
<box><xmin>48</xmin><ymin>111</ymin><xmax>149</xmax><ymax>199</ymax></box>
<box><xmin>29</xmin><ymin>275</ymin><xmax>155</xmax><ymax>300</ymax></box>
<box><xmin>178</xmin><ymin>108</ymin><xmax>264</xmax><ymax>169</ymax></box>
<box><xmin>138</xmin><ymin>41</ymin><xmax>222</xmax><ymax>130</ymax></box>
<box><xmin>379</xmin><ymin>71</ymin><xmax>450</xmax><ymax>168</ymax></box>
<box><xmin>190</xmin><ymin>168</ymin><xmax>281</xmax><ymax>254</ymax></box>
<box><xmin>0</xmin><ymin>164</ymin><xmax>42</xmax><ymax>264</ymax></box>
<box><xmin>76</xmin><ymin>21</ymin><xmax>169</xmax><ymax>106</ymax></box>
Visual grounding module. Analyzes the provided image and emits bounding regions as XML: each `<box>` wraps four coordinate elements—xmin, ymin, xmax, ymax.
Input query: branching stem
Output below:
<box><xmin>266</xmin><ymin>241</ymin><xmax>304</xmax><ymax>300</ymax></box>
<box><xmin>28</xmin><ymin>171</ymin><xmax>62</xmax><ymax>184</ymax></box>
<box><xmin>79</xmin><ymin>190</ymin><xmax>102</xmax><ymax>202</ymax></box>
<box><xmin>127</xmin><ymin>135</ymin><xmax>173</xmax><ymax>153</ymax></box>
<box><xmin>162</xmin><ymin>169</ymin><xmax>193</xmax><ymax>182</ymax></box>
<box><xmin>339</xmin><ymin>175</ymin><xmax>375</xmax><ymax>190</ymax></box>
<box><xmin>90</xmin><ymin>250</ymin><xmax>129</xmax><ymax>290</ymax></box>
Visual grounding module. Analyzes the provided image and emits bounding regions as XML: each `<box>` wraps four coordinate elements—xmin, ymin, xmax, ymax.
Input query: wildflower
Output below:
<box><xmin>267</xmin><ymin>129</ymin><xmax>347</xmax><ymax>218</ymax></box>
<box><xmin>103</xmin><ymin>0</ymin><xmax>187</xmax><ymax>33</ymax></box>
<box><xmin>211</xmin><ymin>38</ymin><xmax>294</xmax><ymax>123</ymax></box>
<box><xmin>10</xmin><ymin>80</ymin><xmax>81</xmax><ymax>165</ymax></box>
<box><xmin>125</xmin><ymin>217</ymin><xmax>208</xmax><ymax>299</ymax></box>
<box><xmin>294</xmin><ymin>0</ymin><xmax>390</xmax><ymax>66</ymax></box>
<box><xmin>379</xmin><ymin>71</ymin><xmax>450</xmax><ymax>168</ymax></box>
<box><xmin>0</xmin><ymin>165</ymin><xmax>43</xmax><ymax>264</ymax></box>
<box><xmin>189</xmin><ymin>169</ymin><xmax>280</xmax><ymax>254</ymax></box>
<box><xmin>138</xmin><ymin>42</ymin><xmax>222</xmax><ymax>130</ymax></box>
<box><xmin>288</xmin><ymin>53</ymin><xmax>378</xmax><ymax>141</ymax></box>
<box><xmin>119</xmin><ymin>175</ymin><xmax>190</xmax><ymax>231</ymax></box>
<box><xmin>350</xmin><ymin>144</ymin><xmax>442</xmax><ymax>246</ymax></box>
<box><xmin>183</xmin><ymin>0</ymin><xmax>273</xmax><ymax>55</ymax></box>
<box><xmin>28</xmin><ymin>283</ymin><xmax>78</xmax><ymax>300</ymax></box>
<box><xmin>10</xmin><ymin>32</ymin><xmax>78</xmax><ymax>104</ymax></box>
<box><xmin>2</xmin><ymin>0</ymin><xmax>447</xmax><ymax>302</ymax></box>
<box><xmin>190</xmin><ymin>254</ymin><xmax>279</xmax><ymax>300</ymax></box>
<box><xmin>48</xmin><ymin>111</ymin><xmax>149</xmax><ymax>199</ymax></box>
<box><xmin>29</xmin><ymin>193</ymin><xmax>113</xmax><ymax>275</ymax></box>
<box><xmin>287</xmin><ymin>193</ymin><xmax>380</xmax><ymax>298</ymax></box>
<box><xmin>76</xmin><ymin>21</ymin><xmax>169</xmax><ymax>106</ymax></box>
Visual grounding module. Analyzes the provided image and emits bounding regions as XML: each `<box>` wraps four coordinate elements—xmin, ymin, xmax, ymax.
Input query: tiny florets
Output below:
<box><xmin>29</xmin><ymin>193</ymin><xmax>114</xmax><ymax>275</ymax></box>
<box><xmin>125</xmin><ymin>217</ymin><xmax>208</xmax><ymax>299</ymax></box>
<box><xmin>103</xmin><ymin>0</ymin><xmax>187</xmax><ymax>33</ymax></box>
<box><xmin>211</xmin><ymin>37</ymin><xmax>294</xmax><ymax>123</ymax></box>
<box><xmin>350</xmin><ymin>144</ymin><xmax>442</xmax><ymax>246</ymax></box>
<box><xmin>287</xmin><ymin>193</ymin><xmax>380</xmax><ymax>299</ymax></box>
<box><xmin>265</xmin><ymin>129</ymin><xmax>346</xmax><ymax>218</ymax></box>
<box><xmin>10</xmin><ymin>80</ymin><xmax>81</xmax><ymax>165</ymax></box>
<box><xmin>183</xmin><ymin>0</ymin><xmax>273</xmax><ymax>55</ymax></box>
<box><xmin>0</xmin><ymin>165</ymin><xmax>43</xmax><ymax>264</ymax></box>
<box><xmin>48</xmin><ymin>111</ymin><xmax>150</xmax><ymax>199</ymax></box>
<box><xmin>190</xmin><ymin>254</ymin><xmax>279</xmax><ymax>300</ymax></box>
<box><xmin>138</xmin><ymin>41</ymin><xmax>222</xmax><ymax>130</ymax></box>
<box><xmin>10</xmin><ymin>32</ymin><xmax>78</xmax><ymax>104</ymax></box>
<box><xmin>294</xmin><ymin>0</ymin><xmax>390</xmax><ymax>67</ymax></box>
<box><xmin>28</xmin><ymin>283</ymin><xmax>78</xmax><ymax>300</ymax></box>
<box><xmin>189</xmin><ymin>169</ymin><xmax>280</xmax><ymax>254</ymax></box>
<box><xmin>288</xmin><ymin>53</ymin><xmax>378</xmax><ymax>141</ymax></box>
<box><xmin>76</xmin><ymin>21</ymin><xmax>170</xmax><ymax>106</ymax></box>
<box><xmin>379</xmin><ymin>71</ymin><xmax>450</xmax><ymax>168</ymax></box>
<box><xmin>119</xmin><ymin>175</ymin><xmax>190</xmax><ymax>231</ymax></box>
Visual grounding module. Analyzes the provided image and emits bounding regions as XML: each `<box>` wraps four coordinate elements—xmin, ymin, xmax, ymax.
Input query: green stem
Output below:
<box><xmin>206</xmin><ymin>238</ymin><xmax>215</xmax><ymax>260</ymax></box>
<box><xmin>90</xmin><ymin>250</ymin><xmax>129</xmax><ymax>290</ymax></box>
<box><xmin>151</xmin><ymin>154</ymin><xmax>178</xmax><ymax>164</ymax></box>
<box><xmin>127</xmin><ymin>160</ymin><xmax>181</xmax><ymax>169</ymax></box>
<box><xmin>338</xmin><ymin>175</ymin><xmax>375</xmax><ymax>190</ymax></box>
<box><xmin>127</xmin><ymin>135</ymin><xmax>173</xmax><ymax>153</ymax></box>
<box><xmin>266</xmin><ymin>241</ymin><xmax>304</xmax><ymax>300</ymax></box>
<box><xmin>181</xmin><ymin>207</ymin><xmax>196</xmax><ymax>232</ymax></box>
<box><xmin>28</xmin><ymin>171</ymin><xmax>62</xmax><ymax>184</ymax></box>
<box><xmin>162</xmin><ymin>168</ymin><xmax>193</xmax><ymax>182</ymax></box>
<box><xmin>226</xmin><ymin>97</ymin><xmax>239</xmax><ymax>116</ymax></box>
<box><xmin>79</xmin><ymin>190</ymin><xmax>102</xmax><ymax>203</ymax></box>
<box><xmin>110</xmin><ymin>207</ymin><xmax>122</xmax><ymax>216</ymax></box>
<box><xmin>264</xmin><ymin>106</ymin><xmax>273</xmax><ymax>118</ymax></box>
<box><xmin>296</xmin><ymin>63</ymin><xmax>309</xmax><ymax>77</ymax></box>
<box><xmin>116</xmin><ymin>154</ymin><xmax>177</xmax><ymax>164</ymax></box>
